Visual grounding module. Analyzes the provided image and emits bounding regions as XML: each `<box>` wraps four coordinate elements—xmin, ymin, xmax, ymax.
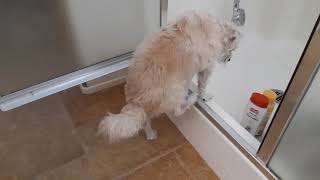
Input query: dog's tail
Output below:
<box><xmin>98</xmin><ymin>103</ymin><xmax>147</xmax><ymax>143</ymax></box>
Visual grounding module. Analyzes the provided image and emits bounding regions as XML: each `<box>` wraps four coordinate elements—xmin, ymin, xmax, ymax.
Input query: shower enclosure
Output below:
<box><xmin>169</xmin><ymin>0</ymin><xmax>320</xmax><ymax>178</ymax></box>
<box><xmin>169</xmin><ymin>0</ymin><xmax>320</xmax><ymax>152</ymax></box>
<box><xmin>1</xmin><ymin>0</ymin><xmax>320</xmax><ymax>179</ymax></box>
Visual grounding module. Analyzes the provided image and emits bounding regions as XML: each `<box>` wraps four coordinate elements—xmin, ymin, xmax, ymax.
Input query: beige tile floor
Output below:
<box><xmin>0</xmin><ymin>84</ymin><xmax>219</xmax><ymax>180</ymax></box>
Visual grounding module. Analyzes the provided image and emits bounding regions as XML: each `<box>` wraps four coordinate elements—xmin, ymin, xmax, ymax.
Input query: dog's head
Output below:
<box><xmin>174</xmin><ymin>11</ymin><xmax>241</xmax><ymax>64</ymax></box>
<box><xmin>219</xmin><ymin>22</ymin><xmax>241</xmax><ymax>63</ymax></box>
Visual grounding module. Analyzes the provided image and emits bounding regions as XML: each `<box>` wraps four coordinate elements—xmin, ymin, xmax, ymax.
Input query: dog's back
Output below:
<box><xmin>125</xmin><ymin>25</ymin><xmax>199</xmax><ymax>117</ymax></box>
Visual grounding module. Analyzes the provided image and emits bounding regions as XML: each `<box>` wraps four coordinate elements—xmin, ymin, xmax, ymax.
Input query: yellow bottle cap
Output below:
<box><xmin>263</xmin><ymin>90</ymin><xmax>277</xmax><ymax>103</ymax></box>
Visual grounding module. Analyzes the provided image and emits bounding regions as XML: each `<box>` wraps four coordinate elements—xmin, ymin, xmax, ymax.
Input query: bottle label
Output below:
<box><xmin>246</xmin><ymin>107</ymin><xmax>259</xmax><ymax>121</ymax></box>
<box><xmin>241</xmin><ymin>102</ymin><xmax>267</xmax><ymax>136</ymax></box>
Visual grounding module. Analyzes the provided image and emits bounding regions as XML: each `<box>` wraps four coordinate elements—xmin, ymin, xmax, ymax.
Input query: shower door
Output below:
<box><xmin>268</xmin><ymin>58</ymin><xmax>320</xmax><ymax>180</ymax></box>
<box><xmin>0</xmin><ymin>0</ymin><xmax>163</xmax><ymax>111</ymax></box>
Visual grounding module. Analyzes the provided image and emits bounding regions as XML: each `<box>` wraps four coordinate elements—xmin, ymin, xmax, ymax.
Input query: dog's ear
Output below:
<box><xmin>176</xmin><ymin>16</ymin><xmax>189</xmax><ymax>32</ymax></box>
<box><xmin>223</xmin><ymin>25</ymin><xmax>241</xmax><ymax>50</ymax></box>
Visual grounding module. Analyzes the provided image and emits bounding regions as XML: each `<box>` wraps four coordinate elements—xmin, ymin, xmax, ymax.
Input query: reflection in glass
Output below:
<box><xmin>0</xmin><ymin>0</ymin><xmax>160</xmax><ymax>95</ymax></box>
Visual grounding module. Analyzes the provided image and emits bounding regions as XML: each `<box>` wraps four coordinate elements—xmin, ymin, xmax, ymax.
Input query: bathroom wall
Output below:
<box><xmin>72</xmin><ymin>0</ymin><xmax>160</xmax><ymax>90</ymax></box>
<box><xmin>64</xmin><ymin>0</ymin><xmax>160</xmax><ymax>67</ymax></box>
<box><xmin>169</xmin><ymin>0</ymin><xmax>319</xmax><ymax>42</ymax></box>
<box><xmin>168</xmin><ymin>0</ymin><xmax>320</xmax><ymax>121</ymax></box>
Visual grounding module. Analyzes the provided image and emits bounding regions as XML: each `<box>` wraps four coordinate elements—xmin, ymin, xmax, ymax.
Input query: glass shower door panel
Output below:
<box><xmin>0</xmin><ymin>0</ymin><xmax>160</xmax><ymax>96</ymax></box>
<box><xmin>268</xmin><ymin>63</ymin><xmax>320</xmax><ymax>180</ymax></box>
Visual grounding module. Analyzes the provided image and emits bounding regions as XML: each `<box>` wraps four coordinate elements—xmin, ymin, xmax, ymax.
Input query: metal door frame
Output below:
<box><xmin>258</xmin><ymin>15</ymin><xmax>320</xmax><ymax>164</ymax></box>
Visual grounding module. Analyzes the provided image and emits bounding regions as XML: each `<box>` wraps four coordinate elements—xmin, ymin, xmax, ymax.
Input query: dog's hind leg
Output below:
<box><xmin>144</xmin><ymin>118</ymin><xmax>157</xmax><ymax>140</ymax></box>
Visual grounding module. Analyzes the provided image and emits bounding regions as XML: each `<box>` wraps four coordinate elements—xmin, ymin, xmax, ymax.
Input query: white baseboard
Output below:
<box><xmin>168</xmin><ymin>107</ymin><xmax>268</xmax><ymax>180</ymax></box>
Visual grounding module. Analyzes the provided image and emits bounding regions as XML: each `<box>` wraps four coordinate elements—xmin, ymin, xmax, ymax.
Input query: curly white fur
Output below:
<box><xmin>98</xmin><ymin>11</ymin><xmax>240</xmax><ymax>143</ymax></box>
<box><xmin>98</xmin><ymin>103</ymin><xmax>147</xmax><ymax>143</ymax></box>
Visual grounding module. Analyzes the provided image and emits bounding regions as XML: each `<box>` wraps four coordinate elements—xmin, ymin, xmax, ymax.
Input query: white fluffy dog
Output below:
<box><xmin>98</xmin><ymin>11</ymin><xmax>240</xmax><ymax>143</ymax></box>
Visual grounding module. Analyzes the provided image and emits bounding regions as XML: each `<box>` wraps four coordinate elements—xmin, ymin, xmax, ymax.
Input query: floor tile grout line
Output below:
<box><xmin>32</xmin><ymin>155</ymin><xmax>90</xmax><ymax>179</ymax></box>
<box><xmin>59</xmin><ymin>93</ymin><xmax>89</xmax><ymax>155</ymax></box>
<box><xmin>174</xmin><ymin>151</ymin><xmax>197</xmax><ymax>180</ymax></box>
<box><xmin>112</xmin><ymin>143</ymin><xmax>186</xmax><ymax>180</ymax></box>
<box><xmin>73</xmin><ymin>128</ymin><xmax>90</xmax><ymax>154</ymax></box>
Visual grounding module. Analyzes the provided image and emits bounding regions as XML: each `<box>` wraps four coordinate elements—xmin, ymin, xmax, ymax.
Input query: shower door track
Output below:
<box><xmin>0</xmin><ymin>53</ymin><xmax>131</xmax><ymax>111</ymax></box>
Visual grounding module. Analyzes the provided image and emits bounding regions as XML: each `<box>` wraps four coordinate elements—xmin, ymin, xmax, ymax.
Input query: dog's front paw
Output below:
<box><xmin>198</xmin><ymin>88</ymin><xmax>206</xmax><ymax>100</ymax></box>
<box><xmin>201</xmin><ymin>93</ymin><xmax>214</xmax><ymax>102</ymax></box>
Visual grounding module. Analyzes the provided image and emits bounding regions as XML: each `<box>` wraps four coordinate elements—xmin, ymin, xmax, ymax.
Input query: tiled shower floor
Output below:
<box><xmin>0</xmin><ymin>84</ymin><xmax>219</xmax><ymax>180</ymax></box>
